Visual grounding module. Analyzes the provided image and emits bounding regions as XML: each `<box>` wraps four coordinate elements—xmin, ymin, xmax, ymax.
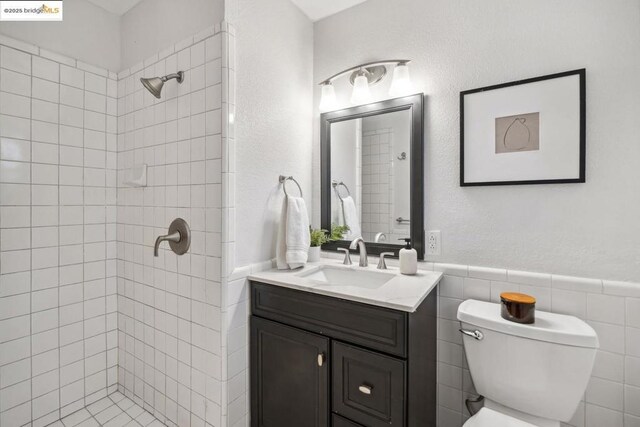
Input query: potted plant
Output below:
<box><xmin>329</xmin><ymin>224</ymin><xmax>349</xmax><ymax>241</ymax></box>
<box><xmin>309</xmin><ymin>228</ymin><xmax>329</xmax><ymax>262</ymax></box>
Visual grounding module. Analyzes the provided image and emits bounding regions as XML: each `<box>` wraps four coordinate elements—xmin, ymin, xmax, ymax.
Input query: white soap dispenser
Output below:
<box><xmin>399</xmin><ymin>238</ymin><xmax>418</xmax><ymax>275</ymax></box>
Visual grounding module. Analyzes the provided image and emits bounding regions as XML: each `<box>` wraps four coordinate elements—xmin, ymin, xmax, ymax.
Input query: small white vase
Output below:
<box><xmin>308</xmin><ymin>246</ymin><xmax>321</xmax><ymax>262</ymax></box>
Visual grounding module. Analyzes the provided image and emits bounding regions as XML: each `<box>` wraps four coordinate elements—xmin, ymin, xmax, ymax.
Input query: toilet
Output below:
<box><xmin>457</xmin><ymin>299</ymin><xmax>599</xmax><ymax>427</ymax></box>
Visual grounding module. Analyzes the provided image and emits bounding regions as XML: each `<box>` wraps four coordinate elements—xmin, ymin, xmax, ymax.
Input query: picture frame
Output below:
<box><xmin>460</xmin><ymin>69</ymin><xmax>586</xmax><ymax>186</ymax></box>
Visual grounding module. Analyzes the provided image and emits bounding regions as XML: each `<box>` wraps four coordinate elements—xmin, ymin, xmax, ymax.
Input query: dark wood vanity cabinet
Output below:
<box><xmin>250</xmin><ymin>281</ymin><xmax>437</xmax><ymax>427</ymax></box>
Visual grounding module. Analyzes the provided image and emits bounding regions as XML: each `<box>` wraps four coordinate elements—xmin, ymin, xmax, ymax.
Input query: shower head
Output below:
<box><xmin>140</xmin><ymin>71</ymin><xmax>184</xmax><ymax>99</ymax></box>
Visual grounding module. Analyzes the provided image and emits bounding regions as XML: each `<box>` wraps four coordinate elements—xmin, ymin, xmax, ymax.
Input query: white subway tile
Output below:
<box><xmin>604</xmin><ymin>280</ymin><xmax>640</xmax><ymax>298</ymax></box>
<box><xmin>32</xmin><ymin>99</ymin><xmax>59</xmax><ymax>123</ymax></box>
<box><xmin>587</xmin><ymin>294</ymin><xmax>625</xmax><ymax>325</ymax></box>
<box><xmin>626</xmin><ymin>385</ymin><xmax>640</xmax><ymax>417</ymax></box>
<box><xmin>552</xmin><ymin>288</ymin><xmax>587</xmax><ymax>318</ymax></box>
<box><xmin>588</xmin><ymin>321</ymin><xmax>625</xmax><ymax>354</ymax></box>
<box><xmin>0</xmin><ymin>357</ymin><xmax>30</xmax><ymax>387</ymax></box>
<box><xmin>0</xmin><ymin>249</ymin><xmax>30</xmax><ymax>273</ymax></box>
<box><xmin>628</xmin><ymin>299</ymin><xmax>640</xmax><ymax>329</ymax></box>
<box><xmin>85</xmin><ymin>73</ymin><xmax>107</xmax><ymax>95</ymax></box>
<box><xmin>32</xmin><ymin>121</ymin><xmax>59</xmax><ymax>144</ymax></box>
<box><xmin>60</xmin><ymin>65</ymin><xmax>84</xmax><ymax>89</ymax></box>
<box><xmin>32</xmin><ymin>206</ymin><xmax>58</xmax><ymax>226</ymax></box>
<box><xmin>32</xmin><ymin>142</ymin><xmax>59</xmax><ymax>165</ymax></box>
<box><xmin>627</xmin><ymin>327</ymin><xmax>640</xmax><ymax>358</ymax></box>
<box><xmin>462</xmin><ymin>277</ymin><xmax>491</xmax><ymax>301</ymax></box>
<box><xmin>585</xmin><ymin>404</ymin><xmax>622</xmax><ymax>427</ymax></box>
<box><xmin>32</xmin><ymin>56</ymin><xmax>59</xmax><ymax>82</ymax></box>
<box><xmin>33</xmin><ymin>77</ymin><xmax>59</xmax><ymax>103</ymax></box>
<box><xmin>0</xmin><ymin>69</ymin><xmax>30</xmax><ymax>96</ymax></box>
<box><xmin>553</xmin><ymin>274</ymin><xmax>603</xmax><ymax>293</ymax></box>
<box><xmin>508</xmin><ymin>269</ymin><xmax>551</xmax><ymax>287</ymax></box>
<box><xmin>60</xmin><ymin>105</ymin><xmax>84</xmax><ymax>128</ymax></box>
<box><xmin>39</xmin><ymin>48</ymin><xmax>75</xmax><ymax>67</ymax></box>
<box><xmin>60</xmin><ymin>125</ymin><xmax>84</xmax><ymax>147</ymax></box>
<box><xmin>0</xmin><ymin>35</ymin><xmax>38</xmax><ymax>54</ymax></box>
<box><xmin>0</xmin><ymin>91</ymin><xmax>30</xmax><ymax>118</ymax></box>
<box><xmin>1</xmin><ymin>227</ymin><xmax>30</xmax><ymax>251</ymax></box>
<box><xmin>0</xmin><ymin>115</ymin><xmax>30</xmax><ymax>140</ymax></box>
<box><xmin>1</xmin><ymin>46</ymin><xmax>31</xmax><ymax>75</ymax></box>
<box><xmin>32</xmin><ymin>163</ymin><xmax>58</xmax><ymax>184</ymax></box>
<box><xmin>0</xmin><ymin>401</ymin><xmax>31</xmax><ymax>426</ymax></box>
<box><xmin>592</xmin><ymin>350</ymin><xmax>624</xmax><ymax>382</ymax></box>
<box><xmin>0</xmin><ymin>336</ymin><xmax>29</xmax><ymax>365</ymax></box>
<box><xmin>626</xmin><ymin>356</ymin><xmax>640</xmax><ymax>387</ymax></box>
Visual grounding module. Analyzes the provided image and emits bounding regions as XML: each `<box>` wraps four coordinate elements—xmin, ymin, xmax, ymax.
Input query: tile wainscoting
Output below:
<box><xmin>230</xmin><ymin>254</ymin><xmax>640</xmax><ymax>427</ymax></box>
<box><xmin>428</xmin><ymin>263</ymin><xmax>640</xmax><ymax>427</ymax></box>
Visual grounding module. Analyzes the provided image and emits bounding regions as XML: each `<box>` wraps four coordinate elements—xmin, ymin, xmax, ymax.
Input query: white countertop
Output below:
<box><xmin>248</xmin><ymin>259</ymin><xmax>443</xmax><ymax>313</ymax></box>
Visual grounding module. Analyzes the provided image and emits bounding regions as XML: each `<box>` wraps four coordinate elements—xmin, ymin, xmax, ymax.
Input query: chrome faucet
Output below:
<box><xmin>374</xmin><ymin>232</ymin><xmax>387</xmax><ymax>243</ymax></box>
<box><xmin>349</xmin><ymin>237</ymin><xmax>368</xmax><ymax>267</ymax></box>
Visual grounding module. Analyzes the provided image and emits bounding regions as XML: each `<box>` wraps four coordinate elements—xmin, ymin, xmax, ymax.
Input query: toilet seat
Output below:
<box><xmin>463</xmin><ymin>408</ymin><xmax>538</xmax><ymax>427</ymax></box>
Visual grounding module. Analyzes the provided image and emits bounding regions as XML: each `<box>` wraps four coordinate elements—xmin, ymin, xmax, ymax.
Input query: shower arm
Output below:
<box><xmin>163</xmin><ymin>72</ymin><xmax>184</xmax><ymax>83</ymax></box>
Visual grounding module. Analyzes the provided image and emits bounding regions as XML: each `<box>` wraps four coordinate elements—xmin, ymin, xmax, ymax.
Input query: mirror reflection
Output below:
<box><xmin>330</xmin><ymin>109</ymin><xmax>412</xmax><ymax>244</ymax></box>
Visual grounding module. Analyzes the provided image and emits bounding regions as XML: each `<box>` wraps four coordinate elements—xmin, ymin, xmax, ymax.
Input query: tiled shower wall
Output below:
<box><xmin>115</xmin><ymin>25</ymin><xmax>226</xmax><ymax>426</ymax></box>
<box><xmin>432</xmin><ymin>263</ymin><xmax>640</xmax><ymax>427</ymax></box>
<box><xmin>360</xmin><ymin>128</ymin><xmax>393</xmax><ymax>242</ymax></box>
<box><xmin>0</xmin><ymin>37</ymin><xmax>118</xmax><ymax>426</ymax></box>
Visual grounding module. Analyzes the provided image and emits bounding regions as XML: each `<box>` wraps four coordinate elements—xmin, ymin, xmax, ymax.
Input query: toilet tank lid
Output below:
<box><xmin>457</xmin><ymin>300</ymin><xmax>599</xmax><ymax>348</ymax></box>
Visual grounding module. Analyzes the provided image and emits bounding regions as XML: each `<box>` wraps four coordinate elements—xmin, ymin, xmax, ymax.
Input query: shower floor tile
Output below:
<box><xmin>51</xmin><ymin>392</ymin><xmax>166</xmax><ymax>427</ymax></box>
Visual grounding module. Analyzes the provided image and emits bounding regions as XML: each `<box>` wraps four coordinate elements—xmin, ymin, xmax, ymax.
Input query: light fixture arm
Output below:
<box><xmin>319</xmin><ymin>59</ymin><xmax>411</xmax><ymax>85</ymax></box>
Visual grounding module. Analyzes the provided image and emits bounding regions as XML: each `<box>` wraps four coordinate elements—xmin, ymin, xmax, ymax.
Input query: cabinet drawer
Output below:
<box><xmin>251</xmin><ymin>282</ymin><xmax>407</xmax><ymax>357</ymax></box>
<box><xmin>332</xmin><ymin>342</ymin><xmax>406</xmax><ymax>427</ymax></box>
<box><xmin>332</xmin><ymin>414</ymin><xmax>363</xmax><ymax>427</ymax></box>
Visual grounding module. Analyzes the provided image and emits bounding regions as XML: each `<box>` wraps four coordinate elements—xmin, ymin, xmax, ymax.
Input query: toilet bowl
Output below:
<box><xmin>457</xmin><ymin>300</ymin><xmax>599</xmax><ymax>427</ymax></box>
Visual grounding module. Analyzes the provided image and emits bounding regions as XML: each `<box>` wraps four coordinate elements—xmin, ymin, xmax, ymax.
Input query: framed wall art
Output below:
<box><xmin>460</xmin><ymin>69</ymin><xmax>586</xmax><ymax>186</ymax></box>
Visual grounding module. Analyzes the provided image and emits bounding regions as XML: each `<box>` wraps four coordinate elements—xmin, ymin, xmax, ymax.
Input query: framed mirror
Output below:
<box><xmin>321</xmin><ymin>94</ymin><xmax>424</xmax><ymax>259</ymax></box>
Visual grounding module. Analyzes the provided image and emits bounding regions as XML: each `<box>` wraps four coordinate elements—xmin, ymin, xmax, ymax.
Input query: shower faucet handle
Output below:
<box><xmin>154</xmin><ymin>218</ymin><xmax>191</xmax><ymax>257</ymax></box>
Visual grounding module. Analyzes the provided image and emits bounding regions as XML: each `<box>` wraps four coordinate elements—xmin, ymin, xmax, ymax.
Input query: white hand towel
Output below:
<box><xmin>341</xmin><ymin>196</ymin><xmax>361</xmax><ymax>239</ymax></box>
<box><xmin>276</xmin><ymin>197</ymin><xmax>289</xmax><ymax>270</ymax></box>
<box><xmin>285</xmin><ymin>195</ymin><xmax>310</xmax><ymax>269</ymax></box>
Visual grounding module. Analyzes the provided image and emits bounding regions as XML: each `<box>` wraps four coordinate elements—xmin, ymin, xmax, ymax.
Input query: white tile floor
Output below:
<box><xmin>47</xmin><ymin>392</ymin><xmax>165</xmax><ymax>427</ymax></box>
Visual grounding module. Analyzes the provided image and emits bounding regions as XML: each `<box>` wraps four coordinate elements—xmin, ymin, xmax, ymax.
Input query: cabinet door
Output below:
<box><xmin>251</xmin><ymin>316</ymin><xmax>330</xmax><ymax>427</ymax></box>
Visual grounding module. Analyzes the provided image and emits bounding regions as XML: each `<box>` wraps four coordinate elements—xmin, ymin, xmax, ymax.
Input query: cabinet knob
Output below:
<box><xmin>358</xmin><ymin>385</ymin><xmax>373</xmax><ymax>395</ymax></box>
<box><xmin>317</xmin><ymin>353</ymin><xmax>325</xmax><ymax>367</ymax></box>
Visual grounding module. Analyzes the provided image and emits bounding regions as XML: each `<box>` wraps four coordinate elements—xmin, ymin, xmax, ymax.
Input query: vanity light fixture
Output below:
<box><xmin>389</xmin><ymin>61</ymin><xmax>412</xmax><ymax>97</ymax></box>
<box><xmin>318</xmin><ymin>60</ymin><xmax>413</xmax><ymax>111</ymax></box>
<box><xmin>350</xmin><ymin>70</ymin><xmax>373</xmax><ymax>105</ymax></box>
<box><xmin>318</xmin><ymin>82</ymin><xmax>337</xmax><ymax>111</ymax></box>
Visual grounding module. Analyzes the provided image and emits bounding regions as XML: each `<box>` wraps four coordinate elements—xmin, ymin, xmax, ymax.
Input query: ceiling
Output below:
<box><xmin>85</xmin><ymin>0</ymin><xmax>368</xmax><ymax>21</ymax></box>
<box><xmin>84</xmin><ymin>0</ymin><xmax>143</xmax><ymax>15</ymax></box>
<box><xmin>290</xmin><ymin>0</ymin><xmax>369</xmax><ymax>21</ymax></box>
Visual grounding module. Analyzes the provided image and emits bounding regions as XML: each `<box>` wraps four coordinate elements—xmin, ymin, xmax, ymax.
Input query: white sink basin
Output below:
<box><xmin>297</xmin><ymin>265</ymin><xmax>394</xmax><ymax>289</ymax></box>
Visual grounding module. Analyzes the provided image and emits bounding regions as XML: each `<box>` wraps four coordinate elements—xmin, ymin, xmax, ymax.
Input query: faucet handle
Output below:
<box><xmin>377</xmin><ymin>252</ymin><xmax>395</xmax><ymax>270</ymax></box>
<box><xmin>337</xmin><ymin>248</ymin><xmax>352</xmax><ymax>265</ymax></box>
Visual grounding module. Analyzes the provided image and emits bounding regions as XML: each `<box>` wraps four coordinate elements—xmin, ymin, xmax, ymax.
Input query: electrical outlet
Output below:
<box><xmin>427</xmin><ymin>230</ymin><xmax>441</xmax><ymax>255</ymax></box>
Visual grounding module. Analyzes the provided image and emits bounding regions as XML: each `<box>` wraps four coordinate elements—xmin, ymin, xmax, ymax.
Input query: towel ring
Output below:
<box><xmin>332</xmin><ymin>181</ymin><xmax>351</xmax><ymax>200</ymax></box>
<box><xmin>279</xmin><ymin>175</ymin><xmax>303</xmax><ymax>197</ymax></box>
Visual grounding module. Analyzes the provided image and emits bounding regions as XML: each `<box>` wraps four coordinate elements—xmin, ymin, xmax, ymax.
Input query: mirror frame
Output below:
<box><xmin>320</xmin><ymin>93</ymin><xmax>425</xmax><ymax>259</ymax></box>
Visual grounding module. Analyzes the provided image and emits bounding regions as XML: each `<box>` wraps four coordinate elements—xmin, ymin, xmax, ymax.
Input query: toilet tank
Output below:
<box><xmin>457</xmin><ymin>300</ymin><xmax>598</xmax><ymax>422</ymax></box>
